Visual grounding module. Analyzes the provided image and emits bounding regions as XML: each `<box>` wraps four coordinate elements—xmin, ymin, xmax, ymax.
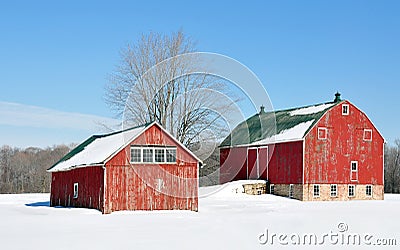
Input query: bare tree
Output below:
<box><xmin>105</xmin><ymin>31</ymin><xmax>237</xmax><ymax>151</ymax></box>
<box><xmin>385</xmin><ymin>140</ymin><xmax>400</xmax><ymax>193</ymax></box>
<box><xmin>0</xmin><ymin>145</ymin><xmax>71</xmax><ymax>194</ymax></box>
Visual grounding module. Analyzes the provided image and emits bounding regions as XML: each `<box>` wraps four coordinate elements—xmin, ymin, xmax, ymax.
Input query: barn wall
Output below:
<box><xmin>304</xmin><ymin>101</ymin><xmax>384</xmax><ymax>185</ymax></box>
<box><xmin>219</xmin><ymin>141</ymin><xmax>303</xmax><ymax>184</ymax></box>
<box><xmin>104</xmin><ymin>124</ymin><xmax>198</xmax><ymax>213</ymax></box>
<box><xmin>273</xmin><ymin>184</ymin><xmax>303</xmax><ymax>200</ymax></box>
<box><xmin>219</xmin><ymin>147</ymin><xmax>248</xmax><ymax>183</ymax></box>
<box><xmin>50</xmin><ymin>166</ymin><xmax>104</xmax><ymax>211</ymax></box>
<box><xmin>267</xmin><ymin>141</ymin><xmax>303</xmax><ymax>184</ymax></box>
<box><xmin>302</xmin><ymin>184</ymin><xmax>384</xmax><ymax>201</ymax></box>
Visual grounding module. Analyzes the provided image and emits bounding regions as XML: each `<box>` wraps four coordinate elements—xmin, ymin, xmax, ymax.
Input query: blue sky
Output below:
<box><xmin>0</xmin><ymin>0</ymin><xmax>399</xmax><ymax>148</ymax></box>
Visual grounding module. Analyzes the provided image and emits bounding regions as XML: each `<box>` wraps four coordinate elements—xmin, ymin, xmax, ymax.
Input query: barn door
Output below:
<box><xmin>258</xmin><ymin>147</ymin><xmax>268</xmax><ymax>179</ymax></box>
<box><xmin>247</xmin><ymin>148</ymin><xmax>258</xmax><ymax>179</ymax></box>
<box><xmin>247</xmin><ymin>147</ymin><xmax>268</xmax><ymax>180</ymax></box>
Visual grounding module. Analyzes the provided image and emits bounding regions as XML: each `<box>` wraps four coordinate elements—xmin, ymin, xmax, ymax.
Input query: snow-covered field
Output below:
<box><xmin>1</xmin><ymin>181</ymin><xmax>399</xmax><ymax>250</ymax></box>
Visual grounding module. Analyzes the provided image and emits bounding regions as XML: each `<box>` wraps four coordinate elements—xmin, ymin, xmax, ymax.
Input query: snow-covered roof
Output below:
<box><xmin>220</xmin><ymin>101</ymin><xmax>340</xmax><ymax>147</ymax></box>
<box><xmin>48</xmin><ymin>122</ymin><xmax>202</xmax><ymax>172</ymax></box>
<box><xmin>289</xmin><ymin>103</ymin><xmax>335</xmax><ymax>116</ymax></box>
<box><xmin>249</xmin><ymin>120</ymin><xmax>315</xmax><ymax>146</ymax></box>
<box><xmin>48</xmin><ymin>124</ymin><xmax>147</xmax><ymax>172</ymax></box>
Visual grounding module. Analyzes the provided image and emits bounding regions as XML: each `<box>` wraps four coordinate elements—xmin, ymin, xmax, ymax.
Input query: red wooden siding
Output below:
<box><xmin>247</xmin><ymin>147</ymin><xmax>268</xmax><ymax>179</ymax></box>
<box><xmin>104</xmin><ymin>124</ymin><xmax>198</xmax><ymax>213</ymax></box>
<box><xmin>304</xmin><ymin>101</ymin><xmax>384</xmax><ymax>185</ymax></box>
<box><xmin>267</xmin><ymin>141</ymin><xmax>303</xmax><ymax>184</ymax></box>
<box><xmin>220</xmin><ymin>141</ymin><xmax>303</xmax><ymax>184</ymax></box>
<box><xmin>50</xmin><ymin>166</ymin><xmax>104</xmax><ymax>211</ymax></box>
<box><xmin>220</xmin><ymin>147</ymin><xmax>249</xmax><ymax>183</ymax></box>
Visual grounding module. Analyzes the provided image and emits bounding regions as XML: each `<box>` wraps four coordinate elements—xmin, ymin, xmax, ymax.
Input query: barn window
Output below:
<box><xmin>143</xmin><ymin>148</ymin><xmax>154</xmax><ymax>163</ymax></box>
<box><xmin>270</xmin><ymin>184</ymin><xmax>275</xmax><ymax>194</ymax></box>
<box><xmin>366</xmin><ymin>185</ymin><xmax>372</xmax><ymax>197</ymax></box>
<box><xmin>350</xmin><ymin>161</ymin><xmax>358</xmax><ymax>172</ymax></box>
<box><xmin>166</xmin><ymin>148</ymin><xmax>177</xmax><ymax>163</ymax></box>
<box><xmin>313</xmin><ymin>185</ymin><xmax>320</xmax><ymax>197</ymax></box>
<box><xmin>330</xmin><ymin>184</ymin><xmax>337</xmax><ymax>197</ymax></box>
<box><xmin>363</xmin><ymin>129</ymin><xmax>372</xmax><ymax>141</ymax></box>
<box><xmin>342</xmin><ymin>104</ymin><xmax>349</xmax><ymax>115</ymax></box>
<box><xmin>351</xmin><ymin>161</ymin><xmax>358</xmax><ymax>171</ymax></box>
<box><xmin>155</xmin><ymin>148</ymin><xmax>165</xmax><ymax>163</ymax></box>
<box><xmin>73</xmin><ymin>183</ymin><xmax>78</xmax><ymax>199</ymax></box>
<box><xmin>289</xmin><ymin>184</ymin><xmax>294</xmax><ymax>198</ymax></box>
<box><xmin>351</xmin><ymin>161</ymin><xmax>358</xmax><ymax>181</ymax></box>
<box><xmin>131</xmin><ymin>147</ymin><xmax>142</xmax><ymax>163</ymax></box>
<box><xmin>348</xmin><ymin>185</ymin><xmax>355</xmax><ymax>197</ymax></box>
<box><xmin>317</xmin><ymin>127</ymin><xmax>327</xmax><ymax>140</ymax></box>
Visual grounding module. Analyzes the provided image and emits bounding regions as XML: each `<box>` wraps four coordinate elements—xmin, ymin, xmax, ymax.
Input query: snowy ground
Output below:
<box><xmin>1</xmin><ymin>181</ymin><xmax>399</xmax><ymax>250</ymax></box>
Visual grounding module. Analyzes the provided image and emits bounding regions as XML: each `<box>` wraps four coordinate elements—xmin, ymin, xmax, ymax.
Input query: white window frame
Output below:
<box><xmin>330</xmin><ymin>184</ymin><xmax>338</xmax><ymax>197</ymax></box>
<box><xmin>166</xmin><ymin>148</ymin><xmax>177</xmax><ymax>163</ymax></box>
<box><xmin>73</xmin><ymin>183</ymin><xmax>79</xmax><ymax>199</ymax></box>
<box><xmin>142</xmin><ymin>148</ymin><xmax>154</xmax><ymax>163</ymax></box>
<box><xmin>289</xmin><ymin>184</ymin><xmax>294</xmax><ymax>198</ymax></box>
<box><xmin>342</xmin><ymin>104</ymin><xmax>349</xmax><ymax>115</ymax></box>
<box><xmin>348</xmin><ymin>185</ymin><xmax>355</xmax><ymax>197</ymax></box>
<box><xmin>351</xmin><ymin>161</ymin><xmax>358</xmax><ymax>172</ymax></box>
<box><xmin>366</xmin><ymin>185</ymin><xmax>373</xmax><ymax>197</ymax></box>
<box><xmin>130</xmin><ymin>146</ymin><xmax>177</xmax><ymax>164</ymax></box>
<box><xmin>270</xmin><ymin>184</ymin><xmax>275</xmax><ymax>195</ymax></box>
<box><xmin>154</xmin><ymin>148</ymin><xmax>165</xmax><ymax>163</ymax></box>
<box><xmin>363</xmin><ymin>129</ymin><xmax>373</xmax><ymax>142</ymax></box>
<box><xmin>313</xmin><ymin>184</ymin><xmax>320</xmax><ymax>197</ymax></box>
<box><xmin>130</xmin><ymin>147</ymin><xmax>142</xmax><ymax>163</ymax></box>
<box><xmin>317</xmin><ymin>127</ymin><xmax>328</xmax><ymax>140</ymax></box>
<box><xmin>351</xmin><ymin>161</ymin><xmax>358</xmax><ymax>181</ymax></box>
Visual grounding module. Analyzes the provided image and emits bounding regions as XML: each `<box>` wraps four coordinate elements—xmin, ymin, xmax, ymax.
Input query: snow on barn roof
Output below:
<box><xmin>47</xmin><ymin>123</ymin><xmax>148</xmax><ymax>172</ymax></box>
<box><xmin>220</xmin><ymin>101</ymin><xmax>339</xmax><ymax>147</ymax></box>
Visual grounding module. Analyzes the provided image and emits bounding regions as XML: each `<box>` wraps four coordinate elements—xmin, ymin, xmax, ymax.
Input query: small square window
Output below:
<box><xmin>131</xmin><ymin>147</ymin><xmax>141</xmax><ymax>163</ymax></box>
<box><xmin>313</xmin><ymin>185</ymin><xmax>320</xmax><ymax>197</ymax></box>
<box><xmin>330</xmin><ymin>184</ymin><xmax>338</xmax><ymax>197</ymax></box>
<box><xmin>166</xmin><ymin>148</ymin><xmax>177</xmax><ymax>163</ymax></box>
<box><xmin>366</xmin><ymin>185</ymin><xmax>372</xmax><ymax>197</ymax></box>
<box><xmin>342</xmin><ymin>104</ymin><xmax>349</xmax><ymax>115</ymax></box>
<box><xmin>155</xmin><ymin>148</ymin><xmax>165</xmax><ymax>163</ymax></box>
<box><xmin>363</xmin><ymin>129</ymin><xmax>372</xmax><ymax>141</ymax></box>
<box><xmin>73</xmin><ymin>183</ymin><xmax>79</xmax><ymax>199</ymax></box>
<box><xmin>143</xmin><ymin>148</ymin><xmax>154</xmax><ymax>163</ymax></box>
<box><xmin>270</xmin><ymin>184</ymin><xmax>275</xmax><ymax>194</ymax></box>
<box><xmin>348</xmin><ymin>185</ymin><xmax>355</xmax><ymax>197</ymax></box>
<box><xmin>318</xmin><ymin>127</ymin><xmax>327</xmax><ymax>140</ymax></box>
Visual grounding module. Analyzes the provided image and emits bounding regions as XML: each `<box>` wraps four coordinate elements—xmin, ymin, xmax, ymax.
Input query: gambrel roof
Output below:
<box><xmin>48</xmin><ymin>122</ymin><xmax>201</xmax><ymax>172</ymax></box>
<box><xmin>220</xmin><ymin>101</ymin><xmax>341</xmax><ymax>148</ymax></box>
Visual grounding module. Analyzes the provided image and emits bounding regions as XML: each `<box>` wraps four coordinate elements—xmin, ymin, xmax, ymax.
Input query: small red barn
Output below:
<box><xmin>47</xmin><ymin>122</ymin><xmax>201</xmax><ymax>213</ymax></box>
<box><xmin>220</xmin><ymin>93</ymin><xmax>384</xmax><ymax>201</ymax></box>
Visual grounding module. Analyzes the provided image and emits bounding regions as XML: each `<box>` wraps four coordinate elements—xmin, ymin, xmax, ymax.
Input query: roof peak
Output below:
<box><xmin>94</xmin><ymin>121</ymin><xmax>154</xmax><ymax>138</ymax></box>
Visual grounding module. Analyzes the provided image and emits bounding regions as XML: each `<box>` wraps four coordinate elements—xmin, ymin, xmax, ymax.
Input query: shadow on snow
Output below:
<box><xmin>25</xmin><ymin>201</ymin><xmax>77</xmax><ymax>209</ymax></box>
<box><xmin>25</xmin><ymin>201</ymin><xmax>50</xmax><ymax>207</ymax></box>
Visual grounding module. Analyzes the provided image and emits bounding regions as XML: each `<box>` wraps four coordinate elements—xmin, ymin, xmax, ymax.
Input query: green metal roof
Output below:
<box><xmin>220</xmin><ymin>101</ymin><xmax>341</xmax><ymax>147</ymax></box>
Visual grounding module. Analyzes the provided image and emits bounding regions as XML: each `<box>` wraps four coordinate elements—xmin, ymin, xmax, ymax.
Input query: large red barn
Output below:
<box><xmin>47</xmin><ymin>122</ymin><xmax>200</xmax><ymax>213</ymax></box>
<box><xmin>220</xmin><ymin>93</ymin><xmax>384</xmax><ymax>201</ymax></box>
